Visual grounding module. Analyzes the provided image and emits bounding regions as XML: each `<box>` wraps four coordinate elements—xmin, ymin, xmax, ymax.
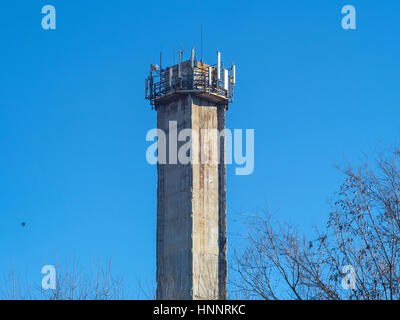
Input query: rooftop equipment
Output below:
<box><xmin>145</xmin><ymin>48</ymin><xmax>236</xmax><ymax>108</ymax></box>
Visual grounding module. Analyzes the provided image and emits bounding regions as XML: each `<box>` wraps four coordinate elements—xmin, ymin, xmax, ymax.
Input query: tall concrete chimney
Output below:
<box><xmin>145</xmin><ymin>50</ymin><xmax>235</xmax><ymax>299</ymax></box>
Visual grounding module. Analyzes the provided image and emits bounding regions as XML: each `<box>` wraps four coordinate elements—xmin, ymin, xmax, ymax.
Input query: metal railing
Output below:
<box><xmin>146</xmin><ymin>63</ymin><xmax>232</xmax><ymax>106</ymax></box>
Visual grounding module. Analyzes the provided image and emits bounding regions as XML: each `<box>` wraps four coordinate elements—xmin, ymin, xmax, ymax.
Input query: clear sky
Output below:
<box><xmin>1</xmin><ymin>0</ymin><xmax>400</xmax><ymax>298</ymax></box>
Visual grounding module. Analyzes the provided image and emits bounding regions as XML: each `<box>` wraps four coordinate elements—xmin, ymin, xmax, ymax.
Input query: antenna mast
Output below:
<box><xmin>201</xmin><ymin>24</ymin><xmax>203</xmax><ymax>63</ymax></box>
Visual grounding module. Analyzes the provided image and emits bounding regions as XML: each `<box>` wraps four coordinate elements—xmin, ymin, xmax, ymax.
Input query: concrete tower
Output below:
<box><xmin>145</xmin><ymin>49</ymin><xmax>235</xmax><ymax>300</ymax></box>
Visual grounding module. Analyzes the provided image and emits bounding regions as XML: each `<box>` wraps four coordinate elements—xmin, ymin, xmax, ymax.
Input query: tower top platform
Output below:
<box><xmin>145</xmin><ymin>49</ymin><xmax>236</xmax><ymax>109</ymax></box>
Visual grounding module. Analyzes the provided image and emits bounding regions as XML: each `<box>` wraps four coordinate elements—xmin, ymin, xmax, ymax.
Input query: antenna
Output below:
<box><xmin>223</xmin><ymin>68</ymin><xmax>228</xmax><ymax>91</ymax></box>
<box><xmin>217</xmin><ymin>50</ymin><xmax>221</xmax><ymax>80</ymax></box>
<box><xmin>201</xmin><ymin>24</ymin><xmax>203</xmax><ymax>62</ymax></box>
<box><xmin>232</xmin><ymin>63</ymin><xmax>236</xmax><ymax>85</ymax></box>
<box><xmin>178</xmin><ymin>48</ymin><xmax>183</xmax><ymax>79</ymax></box>
<box><xmin>191</xmin><ymin>48</ymin><xmax>195</xmax><ymax>68</ymax></box>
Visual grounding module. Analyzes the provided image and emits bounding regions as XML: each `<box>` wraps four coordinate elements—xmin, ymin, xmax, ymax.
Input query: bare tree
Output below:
<box><xmin>0</xmin><ymin>266</ymin><xmax>34</xmax><ymax>300</ymax></box>
<box><xmin>0</xmin><ymin>258</ymin><xmax>126</xmax><ymax>300</ymax></box>
<box><xmin>232</xmin><ymin>148</ymin><xmax>400</xmax><ymax>300</ymax></box>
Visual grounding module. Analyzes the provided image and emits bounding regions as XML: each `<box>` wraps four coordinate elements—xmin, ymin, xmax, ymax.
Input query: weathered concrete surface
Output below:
<box><xmin>156</xmin><ymin>92</ymin><xmax>227</xmax><ymax>300</ymax></box>
<box><xmin>156</xmin><ymin>97</ymin><xmax>193</xmax><ymax>299</ymax></box>
<box><xmin>192</xmin><ymin>97</ymin><xmax>220</xmax><ymax>300</ymax></box>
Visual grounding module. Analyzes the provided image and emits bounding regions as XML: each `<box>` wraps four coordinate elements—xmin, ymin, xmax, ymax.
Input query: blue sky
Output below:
<box><xmin>1</xmin><ymin>0</ymin><xmax>400</xmax><ymax>298</ymax></box>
